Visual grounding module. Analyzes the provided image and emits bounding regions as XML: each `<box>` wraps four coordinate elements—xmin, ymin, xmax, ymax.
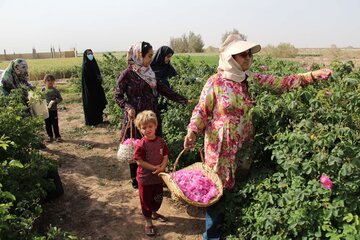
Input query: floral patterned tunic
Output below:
<box><xmin>188</xmin><ymin>71</ymin><xmax>313</xmax><ymax>189</ymax></box>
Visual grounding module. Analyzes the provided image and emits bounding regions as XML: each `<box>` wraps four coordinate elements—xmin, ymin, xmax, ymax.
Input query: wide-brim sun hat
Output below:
<box><xmin>220</xmin><ymin>34</ymin><xmax>261</xmax><ymax>56</ymax></box>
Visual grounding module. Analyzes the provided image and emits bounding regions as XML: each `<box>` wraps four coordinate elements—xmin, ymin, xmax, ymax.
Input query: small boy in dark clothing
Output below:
<box><xmin>42</xmin><ymin>74</ymin><xmax>63</xmax><ymax>142</ymax></box>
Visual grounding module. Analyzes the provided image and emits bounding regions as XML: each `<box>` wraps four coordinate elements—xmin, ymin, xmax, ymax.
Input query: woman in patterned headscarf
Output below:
<box><xmin>0</xmin><ymin>58</ymin><xmax>33</xmax><ymax>96</ymax></box>
<box><xmin>115</xmin><ymin>41</ymin><xmax>188</xmax><ymax>189</ymax></box>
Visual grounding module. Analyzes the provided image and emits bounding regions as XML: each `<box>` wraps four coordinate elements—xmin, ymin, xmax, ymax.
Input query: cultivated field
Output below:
<box><xmin>1</xmin><ymin>48</ymin><xmax>359</xmax><ymax>81</ymax></box>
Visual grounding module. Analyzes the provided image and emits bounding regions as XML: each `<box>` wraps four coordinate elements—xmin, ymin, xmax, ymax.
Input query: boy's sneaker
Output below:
<box><xmin>45</xmin><ymin>137</ymin><xmax>54</xmax><ymax>143</ymax></box>
<box><xmin>55</xmin><ymin>137</ymin><xmax>63</xmax><ymax>142</ymax></box>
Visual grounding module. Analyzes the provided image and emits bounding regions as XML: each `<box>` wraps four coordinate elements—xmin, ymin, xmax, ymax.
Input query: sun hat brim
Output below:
<box><xmin>224</xmin><ymin>40</ymin><xmax>261</xmax><ymax>56</ymax></box>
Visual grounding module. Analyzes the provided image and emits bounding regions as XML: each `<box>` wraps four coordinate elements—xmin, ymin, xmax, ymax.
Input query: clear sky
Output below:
<box><xmin>1</xmin><ymin>0</ymin><xmax>359</xmax><ymax>53</ymax></box>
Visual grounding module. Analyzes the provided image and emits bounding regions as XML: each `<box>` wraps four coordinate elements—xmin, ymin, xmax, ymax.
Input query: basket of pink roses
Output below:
<box><xmin>159</xmin><ymin>149</ymin><xmax>223</xmax><ymax>207</ymax></box>
<box><xmin>116</xmin><ymin>120</ymin><xmax>140</xmax><ymax>164</ymax></box>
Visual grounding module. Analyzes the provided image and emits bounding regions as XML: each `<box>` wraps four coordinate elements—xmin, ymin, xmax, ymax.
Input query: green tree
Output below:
<box><xmin>262</xmin><ymin>42</ymin><xmax>298</xmax><ymax>58</ymax></box>
<box><xmin>170</xmin><ymin>31</ymin><xmax>204</xmax><ymax>53</ymax></box>
<box><xmin>221</xmin><ymin>28</ymin><xmax>247</xmax><ymax>42</ymax></box>
<box><xmin>188</xmin><ymin>31</ymin><xmax>204</xmax><ymax>53</ymax></box>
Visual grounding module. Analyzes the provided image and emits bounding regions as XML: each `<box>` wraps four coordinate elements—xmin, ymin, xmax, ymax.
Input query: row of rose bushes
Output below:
<box><xmin>98</xmin><ymin>54</ymin><xmax>359</xmax><ymax>239</ymax></box>
<box><xmin>0</xmin><ymin>91</ymin><xmax>76</xmax><ymax>239</ymax></box>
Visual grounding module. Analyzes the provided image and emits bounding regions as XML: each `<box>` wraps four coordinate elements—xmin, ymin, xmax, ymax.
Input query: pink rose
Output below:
<box><xmin>320</xmin><ymin>175</ymin><xmax>333</xmax><ymax>190</ymax></box>
<box><xmin>306</xmin><ymin>65</ymin><xmax>311</xmax><ymax>71</ymax></box>
<box><xmin>171</xmin><ymin>169</ymin><xmax>219</xmax><ymax>203</ymax></box>
<box><xmin>123</xmin><ymin>138</ymin><xmax>139</xmax><ymax>146</ymax></box>
<box><xmin>321</xmin><ymin>74</ymin><xmax>329</xmax><ymax>80</ymax></box>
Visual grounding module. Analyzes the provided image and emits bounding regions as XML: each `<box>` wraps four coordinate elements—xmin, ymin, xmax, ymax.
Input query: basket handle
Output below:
<box><xmin>120</xmin><ymin>119</ymin><xmax>133</xmax><ymax>143</ymax></box>
<box><xmin>172</xmin><ymin>148</ymin><xmax>204</xmax><ymax>172</ymax></box>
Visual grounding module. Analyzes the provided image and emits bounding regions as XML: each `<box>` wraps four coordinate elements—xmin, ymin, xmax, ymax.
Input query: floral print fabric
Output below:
<box><xmin>188</xmin><ymin>71</ymin><xmax>311</xmax><ymax>189</ymax></box>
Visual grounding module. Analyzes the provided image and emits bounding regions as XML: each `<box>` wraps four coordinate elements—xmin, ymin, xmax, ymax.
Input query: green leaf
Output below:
<box><xmin>343</xmin><ymin>213</ymin><xmax>354</xmax><ymax>223</ymax></box>
<box><xmin>9</xmin><ymin>160</ymin><xmax>24</xmax><ymax>168</ymax></box>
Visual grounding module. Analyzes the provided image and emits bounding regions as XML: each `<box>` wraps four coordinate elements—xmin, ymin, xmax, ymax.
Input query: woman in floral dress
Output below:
<box><xmin>183</xmin><ymin>34</ymin><xmax>332</xmax><ymax>240</ymax></box>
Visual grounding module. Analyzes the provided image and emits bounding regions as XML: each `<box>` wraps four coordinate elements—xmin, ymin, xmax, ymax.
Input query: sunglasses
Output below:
<box><xmin>238</xmin><ymin>51</ymin><xmax>253</xmax><ymax>58</ymax></box>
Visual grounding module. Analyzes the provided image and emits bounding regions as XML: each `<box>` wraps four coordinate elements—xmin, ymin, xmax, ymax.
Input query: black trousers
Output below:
<box><xmin>129</xmin><ymin>163</ymin><xmax>138</xmax><ymax>181</ymax></box>
<box><xmin>45</xmin><ymin>110</ymin><xmax>61</xmax><ymax>138</ymax></box>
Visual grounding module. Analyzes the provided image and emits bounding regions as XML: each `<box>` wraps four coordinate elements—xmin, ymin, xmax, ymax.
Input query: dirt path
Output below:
<box><xmin>40</xmin><ymin>103</ymin><xmax>204</xmax><ymax>240</ymax></box>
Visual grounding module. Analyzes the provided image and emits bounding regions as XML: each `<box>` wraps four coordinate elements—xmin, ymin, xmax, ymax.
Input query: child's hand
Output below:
<box><xmin>152</xmin><ymin>165</ymin><xmax>165</xmax><ymax>175</ymax></box>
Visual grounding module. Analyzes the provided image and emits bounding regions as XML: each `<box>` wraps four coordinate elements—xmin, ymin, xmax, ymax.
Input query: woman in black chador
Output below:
<box><xmin>151</xmin><ymin>46</ymin><xmax>177</xmax><ymax>88</ymax></box>
<box><xmin>81</xmin><ymin>49</ymin><xmax>107</xmax><ymax>126</ymax></box>
<box><xmin>150</xmin><ymin>46</ymin><xmax>179</xmax><ymax>118</ymax></box>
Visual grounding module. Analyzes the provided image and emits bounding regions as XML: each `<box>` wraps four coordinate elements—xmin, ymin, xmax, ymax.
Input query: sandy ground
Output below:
<box><xmin>39</xmin><ymin>103</ymin><xmax>205</xmax><ymax>240</ymax></box>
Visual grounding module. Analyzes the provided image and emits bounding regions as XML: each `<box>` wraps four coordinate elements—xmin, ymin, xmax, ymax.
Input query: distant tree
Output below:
<box><xmin>170</xmin><ymin>34</ymin><xmax>188</xmax><ymax>53</ymax></box>
<box><xmin>188</xmin><ymin>31</ymin><xmax>204</xmax><ymax>53</ymax></box>
<box><xmin>276</xmin><ymin>43</ymin><xmax>298</xmax><ymax>58</ymax></box>
<box><xmin>221</xmin><ymin>29</ymin><xmax>247</xmax><ymax>42</ymax></box>
<box><xmin>262</xmin><ymin>43</ymin><xmax>298</xmax><ymax>58</ymax></box>
<box><xmin>170</xmin><ymin>31</ymin><xmax>204</xmax><ymax>53</ymax></box>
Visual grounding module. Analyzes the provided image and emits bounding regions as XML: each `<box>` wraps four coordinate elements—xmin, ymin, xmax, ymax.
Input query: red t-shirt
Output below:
<box><xmin>134</xmin><ymin>136</ymin><xmax>168</xmax><ymax>185</ymax></box>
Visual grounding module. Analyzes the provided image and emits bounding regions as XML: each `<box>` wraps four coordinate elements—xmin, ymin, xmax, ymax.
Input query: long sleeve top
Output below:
<box><xmin>188</xmin><ymin>71</ymin><xmax>316</xmax><ymax>189</ymax></box>
<box><xmin>115</xmin><ymin>67</ymin><xmax>187</xmax><ymax>140</ymax></box>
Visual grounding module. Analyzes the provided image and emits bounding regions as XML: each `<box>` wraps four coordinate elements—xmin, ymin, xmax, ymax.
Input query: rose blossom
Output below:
<box><xmin>123</xmin><ymin>138</ymin><xmax>140</xmax><ymax>146</ymax></box>
<box><xmin>320</xmin><ymin>175</ymin><xmax>333</xmax><ymax>190</ymax></box>
<box><xmin>171</xmin><ymin>169</ymin><xmax>219</xmax><ymax>203</ymax></box>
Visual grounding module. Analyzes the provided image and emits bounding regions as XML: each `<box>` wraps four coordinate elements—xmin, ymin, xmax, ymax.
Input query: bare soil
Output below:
<box><xmin>39</xmin><ymin>103</ymin><xmax>205</xmax><ymax>240</ymax></box>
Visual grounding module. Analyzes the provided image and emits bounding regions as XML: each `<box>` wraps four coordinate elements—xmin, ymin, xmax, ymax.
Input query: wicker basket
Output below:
<box><xmin>159</xmin><ymin>149</ymin><xmax>223</xmax><ymax>207</ymax></box>
<box><xmin>116</xmin><ymin>120</ymin><xmax>136</xmax><ymax>164</ymax></box>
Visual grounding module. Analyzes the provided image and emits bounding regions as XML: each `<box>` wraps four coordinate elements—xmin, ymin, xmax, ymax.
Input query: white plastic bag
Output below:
<box><xmin>28</xmin><ymin>91</ymin><xmax>49</xmax><ymax>119</ymax></box>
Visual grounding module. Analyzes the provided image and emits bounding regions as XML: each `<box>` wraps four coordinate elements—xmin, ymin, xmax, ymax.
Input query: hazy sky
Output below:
<box><xmin>1</xmin><ymin>0</ymin><xmax>359</xmax><ymax>53</ymax></box>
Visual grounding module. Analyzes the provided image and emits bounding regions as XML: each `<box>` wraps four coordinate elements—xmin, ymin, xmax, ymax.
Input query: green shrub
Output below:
<box><xmin>101</xmin><ymin>55</ymin><xmax>360</xmax><ymax>239</ymax></box>
<box><xmin>225</xmin><ymin>61</ymin><xmax>360</xmax><ymax>239</ymax></box>
<box><xmin>0</xmin><ymin>91</ymin><xmax>57</xmax><ymax>239</ymax></box>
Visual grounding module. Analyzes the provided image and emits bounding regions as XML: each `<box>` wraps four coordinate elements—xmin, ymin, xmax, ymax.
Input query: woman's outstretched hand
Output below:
<box><xmin>311</xmin><ymin>68</ymin><xmax>333</xmax><ymax>80</ymax></box>
<box><xmin>184</xmin><ymin>130</ymin><xmax>196</xmax><ymax>150</ymax></box>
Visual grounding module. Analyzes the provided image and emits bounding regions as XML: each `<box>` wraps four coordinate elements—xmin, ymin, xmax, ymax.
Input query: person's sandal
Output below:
<box><xmin>55</xmin><ymin>138</ymin><xmax>63</xmax><ymax>142</ymax></box>
<box><xmin>144</xmin><ymin>225</ymin><xmax>155</xmax><ymax>236</ymax></box>
<box><xmin>152</xmin><ymin>213</ymin><xmax>167</xmax><ymax>222</ymax></box>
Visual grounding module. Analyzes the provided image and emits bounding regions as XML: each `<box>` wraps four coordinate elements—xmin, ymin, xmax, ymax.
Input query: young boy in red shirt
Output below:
<box><xmin>133</xmin><ymin>110</ymin><xmax>168</xmax><ymax>236</ymax></box>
